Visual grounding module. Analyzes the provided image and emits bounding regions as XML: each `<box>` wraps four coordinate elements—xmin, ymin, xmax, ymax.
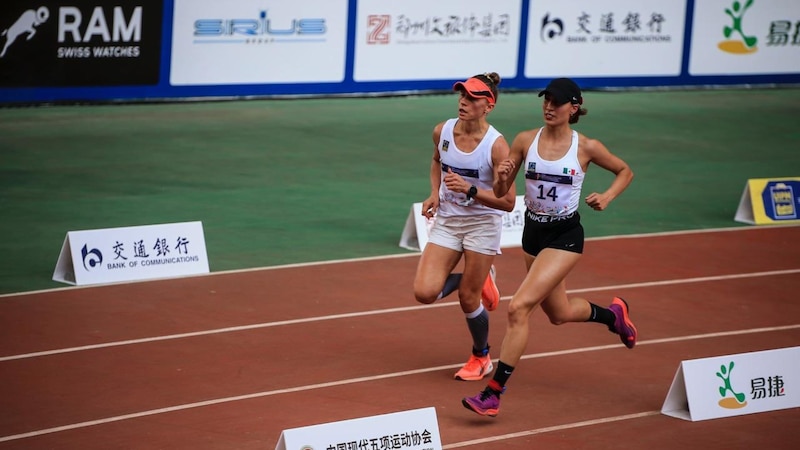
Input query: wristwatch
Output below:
<box><xmin>467</xmin><ymin>185</ymin><xmax>478</xmax><ymax>199</ymax></box>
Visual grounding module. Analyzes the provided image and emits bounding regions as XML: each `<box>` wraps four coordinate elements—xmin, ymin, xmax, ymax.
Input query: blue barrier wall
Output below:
<box><xmin>0</xmin><ymin>0</ymin><xmax>798</xmax><ymax>104</ymax></box>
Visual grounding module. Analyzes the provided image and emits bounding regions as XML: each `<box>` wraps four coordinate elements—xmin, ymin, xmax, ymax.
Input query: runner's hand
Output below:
<box><xmin>585</xmin><ymin>192</ymin><xmax>611</xmax><ymax>211</ymax></box>
<box><xmin>497</xmin><ymin>159</ymin><xmax>515</xmax><ymax>182</ymax></box>
<box><xmin>422</xmin><ymin>196</ymin><xmax>439</xmax><ymax>218</ymax></box>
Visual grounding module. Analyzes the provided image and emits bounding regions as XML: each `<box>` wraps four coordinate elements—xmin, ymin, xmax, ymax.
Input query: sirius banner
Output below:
<box><xmin>0</xmin><ymin>0</ymin><xmax>163</xmax><ymax>87</ymax></box>
<box><xmin>170</xmin><ymin>0</ymin><xmax>348</xmax><ymax>85</ymax></box>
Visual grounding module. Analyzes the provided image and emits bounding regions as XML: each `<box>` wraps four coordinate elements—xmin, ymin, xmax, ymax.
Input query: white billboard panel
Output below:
<box><xmin>170</xmin><ymin>0</ymin><xmax>348</xmax><ymax>85</ymax></box>
<box><xmin>354</xmin><ymin>0</ymin><xmax>522</xmax><ymax>81</ymax></box>
<box><xmin>525</xmin><ymin>0</ymin><xmax>687</xmax><ymax>78</ymax></box>
<box><xmin>689</xmin><ymin>0</ymin><xmax>800</xmax><ymax>75</ymax></box>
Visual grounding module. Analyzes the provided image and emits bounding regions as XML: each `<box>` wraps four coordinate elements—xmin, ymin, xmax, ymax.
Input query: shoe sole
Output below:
<box><xmin>481</xmin><ymin>266</ymin><xmax>500</xmax><ymax>312</ymax></box>
<box><xmin>462</xmin><ymin>398</ymin><xmax>498</xmax><ymax>417</ymax></box>
<box><xmin>613</xmin><ymin>297</ymin><xmax>637</xmax><ymax>349</ymax></box>
<box><xmin>454</xmin><ymin>361</ymin><xmax>494</xmax><ymax>381</ymax></box>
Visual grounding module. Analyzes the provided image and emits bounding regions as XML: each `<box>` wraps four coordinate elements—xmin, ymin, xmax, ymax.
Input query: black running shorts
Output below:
<box><xmin>521</xmin><ymin>210</ymin><xmax>584</xmax><ymax>256</ymax></box>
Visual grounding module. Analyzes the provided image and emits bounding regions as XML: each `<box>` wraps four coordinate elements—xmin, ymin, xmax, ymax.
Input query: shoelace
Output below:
<box><xmin>478</xmin><ymin>388</ymin><xmax>497</xmax><ymax>401</ymax></box>
<box><xmin>464</xmin><ymin>361</ymin><xmax>481</xmax><ymax>372</ymax></box>
<box><xmin>467</xmin><ymin>355</ymin><xmax>486</xmax><ymax>367</ymax></box>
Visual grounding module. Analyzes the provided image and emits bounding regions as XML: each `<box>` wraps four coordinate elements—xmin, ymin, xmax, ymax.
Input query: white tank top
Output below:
<box><xmin>437</xmin><ymin>118</ymin><xmax>504</xmax><ymax>218</ymax></box>
<box><xmin>523</xmin><ymin>128</ymin><xmax>585</xmax><ymax>216</ymax></box>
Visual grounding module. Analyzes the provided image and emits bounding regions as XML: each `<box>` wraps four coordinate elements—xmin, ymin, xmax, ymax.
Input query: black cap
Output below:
<box><xmin>538</xmin><ymin>78</ymin><xmax>583</xmax><ymax>105</ymax></box>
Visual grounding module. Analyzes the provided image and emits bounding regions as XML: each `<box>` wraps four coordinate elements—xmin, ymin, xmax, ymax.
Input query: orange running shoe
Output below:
<box><xmin>608</xmin><ymin>297</ymin><xmax>638</xmax><ymax>349</ymax></box>
<box><xmin>454</xmin><ymin>353</ymin><xmax>493</xmax><ymax>381</ymax></box>
<box><xmin>480</xmin><ymin>265</ymin><xmax>500</xmax><ymax>312</ymax></box>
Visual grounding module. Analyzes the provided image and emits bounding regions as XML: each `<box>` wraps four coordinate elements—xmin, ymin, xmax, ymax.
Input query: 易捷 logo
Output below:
<box><xmin>719</xmin><ymin>0</ymin><xmax>758</xmax><ymax>54</ymax></box>
<box><xmin>716</xmin><ymin>361</ymin><xmax>748</xmax><ymax>409</ymax></box>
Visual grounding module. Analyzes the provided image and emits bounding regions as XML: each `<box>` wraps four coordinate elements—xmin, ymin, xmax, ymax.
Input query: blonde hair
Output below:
<box><xmin>473</xmin><ymin>72</ymin><xmax>501</xmax><ymax>101</ymax></box>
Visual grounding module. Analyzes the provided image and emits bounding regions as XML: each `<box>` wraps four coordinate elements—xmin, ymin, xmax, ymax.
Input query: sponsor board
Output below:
<box><xmin>662</xmin><ymin>347</ymin><xmax>800</xmax><ymax>421</ymax></box>
<box><xmin>275</xmin><ymin>407</ymin><xmax>442</xmax><ymax>450</ymax></box>
<box><xmin>170</xmin><ymin>0</ymin><xmax>348</xmax><ymax>85</ymax></box>
<box><xmin>689</xmin><ymin>0</ymin><xmax>800</xmax><ymax>75</ymax></box>
<box><xmin>52</xmin><ymin>221</ymin><xmax>209</xmax><ymax>286</ymax></box>
<box><xmin>354</xmin><ymin>0</ymin><xmax>522</xmax><ymax>81</ymax></box>
<box><xmin>734</xmin><ymin>177</ymin><xmax>800</xmax><ymax>225</ymax></box>
<box><xmin>525</xmin><ymin>0</ymin><xmax>687</xmax><ymax>78</ymax></box>
<box><xmin>0</xmin><ymin>0</ymin><xmax>162</xmax><ymax>87</ymax></box>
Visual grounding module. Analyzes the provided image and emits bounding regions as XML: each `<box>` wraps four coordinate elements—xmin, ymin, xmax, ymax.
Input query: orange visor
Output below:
<box><xmin>453</xmin><ymin>78</ymin><xmax>496</xmax><ymax>105</ymax></box>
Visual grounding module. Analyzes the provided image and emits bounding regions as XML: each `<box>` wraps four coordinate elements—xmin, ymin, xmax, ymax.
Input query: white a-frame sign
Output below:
<box><xmin>661</xmin><ymin>346</ymin><xmax>800</xmax><ymax>421</ymax></box>
<box><xmin>53</xmin><ymin>221</ymin><xmax>209</xmax><ymax>286</ymax></box>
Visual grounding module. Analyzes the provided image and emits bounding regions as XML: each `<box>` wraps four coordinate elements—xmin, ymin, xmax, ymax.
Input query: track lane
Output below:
<box><xmin>0</xmin><ymin>226</ymin><xmax>798</xmax><ymax>449</ymax></box>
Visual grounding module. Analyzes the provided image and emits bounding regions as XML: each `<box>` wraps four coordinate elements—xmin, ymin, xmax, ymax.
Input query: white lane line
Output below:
<box><xmin>2</xmin><ymin>268</ymin><xmax>798</xmax><ymax>362</ymax></box>
<box><xmin>442</xmin><ymin>411</ymin><xmax>662</xmax><ymax>448</ymax></box>
<box><xmin>517</xmin><ymin>324</ymin><xmax>800</xmax><ymax>360</ymax></box>
<box><xmin>567</xmin><ymin>268</ymin><xmax>800</xmax><ymax>293</ymax></box>
<box><xmin>1</xmin><ymin>325</ymin><xmax>797</xmax><ymax>443</ymax></box>
<box><xmin>3</xmin><ymin>225</ymin><xmax>795</xmax><ymax>299</ymax></box>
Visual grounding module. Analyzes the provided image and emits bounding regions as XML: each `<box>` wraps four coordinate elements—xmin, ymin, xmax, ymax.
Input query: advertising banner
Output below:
<box><xmin>662</xmin><ymin>346</ymin><xmax>800</xmax><ymax>421</ymax></box>
<box><xmin>52</xmin><ymin>221</ymin><xmax>209</xmax><ymax>286</ymax></box>
<box><xmin>354</xmin><ymin>0</ymin><xmax>522</xmax><ymax>81</ymax></box>
<box><xmin>734</xmin><ymin>177</ymin><xmax>800</xmax><ymax>225</ymax></box>
<box><xmin>1</xmin><ymin>0</ymin><xmax>799</xmax><ymax>104</ymax></box>
<box><xmin>525</xmin><ymin>0</ymin><xmax>687</xmax><ymax>78</ymax></box>
<box><xmin>275</xmin><ymin>407</ymin><xmax>442</xmax><ymax>450</ymax></box>
<box><xmin>170</xmin><ymin>0</ymin><xmax>348</xmax><ymax>85</ymax></box>
<box><xmin>0</xmin><ymin>0</ymin><xmax>163</xmax><ymax>87</ymax></box>
<box><xmin>689</xmin><ymin>0</ymin><xmax>800</xmax><ymax>75</ymax></box>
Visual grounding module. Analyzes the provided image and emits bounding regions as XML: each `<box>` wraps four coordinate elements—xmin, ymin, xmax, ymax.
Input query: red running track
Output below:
<box><xmin>0</xmin><ymin>226</ymin><xmax>799</xmax><ymax>449</ymax></box>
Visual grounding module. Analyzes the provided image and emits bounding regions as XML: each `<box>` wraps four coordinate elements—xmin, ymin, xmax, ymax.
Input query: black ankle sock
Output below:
<box><xmin>491</xmin><ymin>361</ymin><xmax>515</xmax><ymax>389</ymax></box>
<box><xmin>587</xmin><ymin>303</ymin><xmax>616</xmax><ymax>329</ymax></box>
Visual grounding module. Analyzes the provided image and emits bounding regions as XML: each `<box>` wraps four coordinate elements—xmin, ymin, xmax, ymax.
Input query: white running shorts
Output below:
<box><xmin>427</xmin><ymin>214</ymin><xmax>502</xmax><ymax>255</ymax></box>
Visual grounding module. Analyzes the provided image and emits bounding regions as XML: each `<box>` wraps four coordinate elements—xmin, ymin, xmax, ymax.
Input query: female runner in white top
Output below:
<box><xmin>413</xmin><ymin>73</ymin><xmax>517</xmax><ymax>382</ymax></box>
